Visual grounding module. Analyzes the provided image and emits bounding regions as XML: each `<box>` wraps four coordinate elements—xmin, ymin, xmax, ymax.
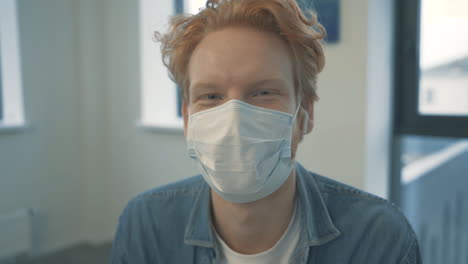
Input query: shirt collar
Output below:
<box><xmin>184</xmin><ymin>180</ymin><xmax>215</xmax><ymax>247</ymax></box>
<box><xmin>294</xmin><ymin>162</ymin><xmax>341</xmax><ymax>246</ymax></box>
<box><xmin>183</xmin><ymin>162</ymin><xmax>341</xmax><ymax>248</ymax></box>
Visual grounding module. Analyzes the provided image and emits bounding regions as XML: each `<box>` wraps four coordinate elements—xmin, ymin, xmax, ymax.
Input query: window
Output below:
<box><xmin>393</xmin><ymin>0</ymin><xmax>468</xmax><ymax>262</ymax></box>
<box><xmin>419</xmin><ymin>0</ymin><xmax>468</xmax><ymax>116</ymax></box>
<box><xmin>182</xmin><ymin>0</ymin><xmax>205</xmax><ymax>14</ymax></box>
<box><xmin>0</xmin><ymin>0</ymin><xmax>26</xmax><ymax>128</ymax></box>
<box><xmin>398</xmin><ymin>135</ymin><xmax>468</xmax><ymax>262</ymax></box>
<box><xmin>139</xmin><ymin>0</ymin><xmax>184</xmax><ymax>130</ymax></box>
<box><xmin>138</xmin><ymin>0</ymin><xmax>207</xmax><ymax>131</ymax></box>
<box><xmin>394</xmin><ymin>0</ymin><xmax>468</xmax><ymax>138</ymax></box>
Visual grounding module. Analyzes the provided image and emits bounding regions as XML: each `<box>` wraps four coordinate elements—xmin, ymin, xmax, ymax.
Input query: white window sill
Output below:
<box><xmin>136</xmin><ymin>120</ymin><xmax>184</xmax><ymax>135</ymax></box>
<box><xmin>0</xmin><ymin>121</ymin><xmax>29</xmax><ymax>133</ymax></box>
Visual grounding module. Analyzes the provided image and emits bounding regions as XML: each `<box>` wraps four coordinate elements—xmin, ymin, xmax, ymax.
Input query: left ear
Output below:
<box><xmin>301</xmin><ymin>96</ymin><xmax>314</xmax><ymax>135</ymax></box>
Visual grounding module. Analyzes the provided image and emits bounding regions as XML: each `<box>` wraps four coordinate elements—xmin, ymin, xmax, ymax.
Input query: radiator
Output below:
<box><xmin>0</xmin><ymin>208</ymin><xmax>34</xmax><ymax>259</ymax></box>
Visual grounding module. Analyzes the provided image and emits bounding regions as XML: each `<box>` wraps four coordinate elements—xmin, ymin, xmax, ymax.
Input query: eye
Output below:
<box><xmin>252</xmin><ymin>89</ymin><xmax>280</xmax><ymax>97</ymax></box>
<box><xmin>253</xmin><ymin>90</ymin><xmax>271</xmax><ymax>96</ymax></box>
<box><xmin>200</xmin><ymin>93</ymin><xmax>223</xmax><ymax>100</ymax></box>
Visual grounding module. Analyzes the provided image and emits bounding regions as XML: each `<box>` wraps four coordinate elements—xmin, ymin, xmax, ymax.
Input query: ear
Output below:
<box><xmin>302</xmin><ymin>96</ymin><xmax>314</xmax><ymax>134</ymax></box>
<box><xmin>182</xmin><ymin>101</ymin><xmax>188</xmax><ymax>137</ymax></box>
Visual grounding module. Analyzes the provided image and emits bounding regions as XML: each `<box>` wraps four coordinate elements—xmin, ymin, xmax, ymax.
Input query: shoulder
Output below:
<box><xmin>120</xmin><ymin>175</ymin><xmax>204</xmax><ymax>221</ymax></box>
<box><xmin>300</xmin><ymin>169</ymin><xmax>420</xmax><ymax>262</ymax></box>
<box><xmin>311</xmin><ymin>172</ymin><xmax>411</xmax><ymax>233</ymax></box>
<box><xmin>110</xmin><ymin>175</ymin><xmax>205</xmax><ymax>262</ymax></box>
<box><xmin>313</xmin><ymin>172</ymin><xmax>393</xmax><ymax>209</ymax></box>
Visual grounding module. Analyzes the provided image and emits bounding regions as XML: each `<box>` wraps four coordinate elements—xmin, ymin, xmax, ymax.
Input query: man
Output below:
<box><xmin>110</xmin><ymin>0</ymin><xmax>421</xmax><ymax>263</ymax></box>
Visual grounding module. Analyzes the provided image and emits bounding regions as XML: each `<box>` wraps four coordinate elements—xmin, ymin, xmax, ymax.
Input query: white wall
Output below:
<box><xmin>297</xmin><ymin>0</ymin><xmax>369</xmax><ymax>188</ymax></box>
<box><xmin>0</xmin><ymin>0</ymin><xmax>393</xmax><ymax>256</ymax></box>
<box><xmin>0</xmin><ymin>0</ymin><xmax>85</xmax><ymax>255</ymax></box>
<box><xmin>102</xmin><ymin>0</ymin><xmax>199</xmax><ymax>241</ymax></box>
<box><xmin>77</xmin><ymin>0</ymin><xmax>112</xmax><ymax>244</ymax></box>
<box><xmin>299</xmin><ymin>0</ymin><xmax>393</xmax><ymax>199</ymax></box>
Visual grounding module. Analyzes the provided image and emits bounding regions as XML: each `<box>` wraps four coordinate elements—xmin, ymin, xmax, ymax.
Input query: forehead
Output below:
<box><xmin>187</xmin><ymin>26</ymin><xmax>294</xmax><ymax>89</ymax></box>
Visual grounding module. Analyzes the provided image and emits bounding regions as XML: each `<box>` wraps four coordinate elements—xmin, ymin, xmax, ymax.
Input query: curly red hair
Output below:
<box><xmin>155</xmin><ymin>0</ymin><xmax>326</xmax><ymax>102</ymax></box>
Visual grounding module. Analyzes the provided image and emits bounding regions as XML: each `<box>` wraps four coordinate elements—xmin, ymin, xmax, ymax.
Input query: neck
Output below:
<box><xmin>211</xmin><ymin>169</ymin><xmax>297</xmax><ymax>254</ymax></box>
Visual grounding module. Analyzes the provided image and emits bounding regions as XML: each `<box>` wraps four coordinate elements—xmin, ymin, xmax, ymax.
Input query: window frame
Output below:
<box><xmin>174</xmin><ymin>0</ymin><xmax>183</xmax><ymax>118</ymax></box>
<box><xmin>0</xmin><ymin>52</ymin><xmax>3</xmax><ymax>121</ymax></box>
<box><xmin>393</xmin><ymin>0</ymin><xmax>468</xmax><ymax>139</ymax></box>
<box><xmin>175</xmin><ymin>0</ymin><xmax>184</xmax><ymax>14</ymax></box>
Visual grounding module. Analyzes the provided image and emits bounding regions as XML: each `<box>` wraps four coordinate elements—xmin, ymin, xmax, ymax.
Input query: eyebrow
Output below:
<box><xmin>191</xmin><ymin>77</ymin><xmax>290</xmax><ymax>92</ymax></box>
<box><xmin>191</xmin><ymin>82</ymin><xmax>219</xmax><ymax>92</ymax></box>
<box><xmin>248</xmin><ymin>78</ymin><xmax>289</xmax><ymax>88</ymax></box>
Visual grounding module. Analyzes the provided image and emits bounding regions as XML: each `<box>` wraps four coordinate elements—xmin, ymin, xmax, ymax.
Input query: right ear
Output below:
<box><xmin>301</xmin><ymin>109</ymin><xmax>309</xmax><ymax>135</ymax></box>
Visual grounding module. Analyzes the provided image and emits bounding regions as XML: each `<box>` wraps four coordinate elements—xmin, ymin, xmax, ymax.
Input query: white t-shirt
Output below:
<box><xmin>213</xmin><ymin>202</ymin><xmax>300</xmax><ymax>264</ymax></box>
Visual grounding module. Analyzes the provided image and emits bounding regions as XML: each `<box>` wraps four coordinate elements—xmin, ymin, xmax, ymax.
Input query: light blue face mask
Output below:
<box><xmin>186</xmin><ymin>99</ymin><xmax>306</xmax><ymax>203</ymax></box>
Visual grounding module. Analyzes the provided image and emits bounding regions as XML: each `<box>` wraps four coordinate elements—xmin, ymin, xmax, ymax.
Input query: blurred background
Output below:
<box><xmin>0</xmin><ymin>0</ymin><xmax>466</xmax><ymax>263</ymax></box>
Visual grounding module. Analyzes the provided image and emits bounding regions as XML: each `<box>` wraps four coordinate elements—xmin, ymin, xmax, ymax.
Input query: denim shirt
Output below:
<box><xmin>110</xmin><ymin>162</ymin><xmax>421</xmax><ymax>264</ymax></box>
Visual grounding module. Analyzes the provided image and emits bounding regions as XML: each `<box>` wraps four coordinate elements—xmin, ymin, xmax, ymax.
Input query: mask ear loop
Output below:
<box><xmin>292</xmin><ymin>96</ymin><xmax>308</xmax><ymax>135</ymax></box>
<box><xmin>292</xmin><ymin>96</ymin><xmax>302</xmax><ymax>120</ymax></box>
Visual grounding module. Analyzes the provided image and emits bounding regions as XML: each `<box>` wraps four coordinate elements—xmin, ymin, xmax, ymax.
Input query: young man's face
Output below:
<box><xmin>183</xmin><ymin>26</ymin><xmax>312</xmax><ymax>159</ymax></box>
